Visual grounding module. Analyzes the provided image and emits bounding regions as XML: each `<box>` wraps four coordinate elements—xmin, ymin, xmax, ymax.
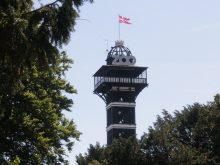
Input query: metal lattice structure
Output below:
<box><xmin>106</xmin><ymin>40</ymin><xmax>135</xmax><ymax>66</ymax></box>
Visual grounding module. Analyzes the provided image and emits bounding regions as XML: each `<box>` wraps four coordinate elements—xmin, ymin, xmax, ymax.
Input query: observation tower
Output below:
<box><xmin>93</xmin><ymin>41</ymin><xmax>148</xmax><ymax>145</ymax></box>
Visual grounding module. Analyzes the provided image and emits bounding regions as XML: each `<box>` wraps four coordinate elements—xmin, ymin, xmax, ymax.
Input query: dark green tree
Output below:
<box><xmin>0</xmin><ymin>0</ymin><xmax>92</xmax><ymax>164</ymax></box>
<box><xmin>141</xmin><ymin>110</ymin><xmax>196</xmax><ymax>165</ymax></box>
<box><xmin>0</xmin><ymin>0</ymin><xmax>92</xmax><ymax>92</ymax></box>
<box><xmin>0</xmin><ymin>52</ymin><xmax>81</xmax><ymax>164</ymax></box>
<box><xmin>76</xmin><ymin>143</ymin><xmax>107</xmax><ymax>165</ymax></box>
<box><xmin>105</xmin><ymin>137</ymin><xmax>147</xmax><ymax>165</ymax></box>
<box><xmin>76</xmin><ymin>137</ymin><xmax>147</xmax><ymax>165</ymax></box>
<box><xmin>141</xmin><ymin>94</ymin><xmax>220</xmax><ymax>164</ymax></box>
<box><xmin>77</xmin><ymin>94</ymin><xmax>220</xmax><ymax>165</ymax></box>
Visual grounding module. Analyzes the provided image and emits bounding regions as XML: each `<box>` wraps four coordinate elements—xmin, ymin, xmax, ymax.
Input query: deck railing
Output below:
<box><xmin>94</xmin><ymin>77</ymin><xmax>147</xmax><ymax>90</ymax></box>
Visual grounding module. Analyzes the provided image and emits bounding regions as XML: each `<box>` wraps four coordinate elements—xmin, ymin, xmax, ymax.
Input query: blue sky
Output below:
<box><xmin>40</xmin><ymin>0</ymin><xmax>220</xmax><ymax>164</ymax></box>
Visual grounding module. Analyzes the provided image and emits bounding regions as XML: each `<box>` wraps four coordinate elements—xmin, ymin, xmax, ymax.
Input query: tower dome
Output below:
<box><xmin>106</xmin><ymin>41</ymin><xmax>136</xmax><ymax>66</ymax></box>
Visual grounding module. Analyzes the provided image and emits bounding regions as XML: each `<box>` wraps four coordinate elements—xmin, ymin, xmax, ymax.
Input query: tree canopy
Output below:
<box><xmin>76</xmin><ymin>94</ymin><xmax>220</xmax><ymax>165</ymax></box>
<box><xmin>0</xmin><ymin>52</ymin><xmax>81</xmax><ymax>164</ymax></box>
<box><xmin>0</xmin><ymin>0</ymin><xmax>92</xmax><ymax>164</ymax></box>
<box><xmin>0</xmin><ymin>0</ymin><xmax>92</xmax><ymax>91</ymax></box>
<box><xmin>76</xmin><ymin>137</ymin><xmax>146</xmax><ymax>165</ymax></box>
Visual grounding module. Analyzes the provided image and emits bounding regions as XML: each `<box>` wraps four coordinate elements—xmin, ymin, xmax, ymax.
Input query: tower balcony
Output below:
<box><xmin>93</xmin><ymin>65</ymin><xmax>148</xmax><ymax>104</ymax></box>
<box><xmin>94</xmin><ymin>76</ymin><xmax>148</xmax><ymax>91</ymax></box>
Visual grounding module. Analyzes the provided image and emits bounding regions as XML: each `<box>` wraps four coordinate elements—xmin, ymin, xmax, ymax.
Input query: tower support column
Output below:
<box><xmin>106</xmin><ymin>102</ymin><xmax>136</xmax><ymax>144</ymax></box>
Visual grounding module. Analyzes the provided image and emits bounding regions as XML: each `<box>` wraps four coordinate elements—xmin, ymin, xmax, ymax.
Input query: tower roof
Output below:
<box><xmin>93</xmin><ymin>65</ymin><xmax>147</xmax><ymax>77</ymax></box>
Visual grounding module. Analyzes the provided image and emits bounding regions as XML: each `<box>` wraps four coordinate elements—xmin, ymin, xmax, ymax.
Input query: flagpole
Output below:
<box><xmin>118</xmin><ymin>15</ymin><xmax>131</xmax><ymax>40</ymax></box>
<box><xmin>118</xmin><ymin>15</ymin><xmax>120</xmax><ymax>40</ymax></box>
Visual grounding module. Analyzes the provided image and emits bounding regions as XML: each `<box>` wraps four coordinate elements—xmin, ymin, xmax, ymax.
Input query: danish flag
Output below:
<box><xmin>119</xmin><ymin>15</ymin><xmax>131</xmax><ymax>24</ymax></box>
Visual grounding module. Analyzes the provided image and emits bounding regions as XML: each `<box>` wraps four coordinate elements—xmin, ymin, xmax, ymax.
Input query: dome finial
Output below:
<box><xmin>115</xmin><ymin>40</ymin><xmax>124</xmax><ymax>46</ymax></box>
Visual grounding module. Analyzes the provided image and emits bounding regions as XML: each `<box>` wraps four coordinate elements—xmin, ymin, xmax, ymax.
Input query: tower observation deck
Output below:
<box><xmin>93</xmin><ymin>40</ymin><xmax>148</xmax><ymax>145</ymax></box>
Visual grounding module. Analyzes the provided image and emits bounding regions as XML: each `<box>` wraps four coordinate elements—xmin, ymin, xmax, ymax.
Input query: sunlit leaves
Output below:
<box><xmin>0</xmin><ymin>41</ymin><xmax>80</xmax><ymax>164</ymax></box>
<box><xmin>77</xmin><ymin>95</ymin><xmax>220</xmax><ymax>164</ymax></box>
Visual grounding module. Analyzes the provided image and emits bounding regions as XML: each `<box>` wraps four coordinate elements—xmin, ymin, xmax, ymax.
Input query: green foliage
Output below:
<box><xmin>105</xmin><ymin>137</ymin><xmax>146</xmax><ymax>165</ymax></box>
<box><xmin>0</xmin><ymin>0</ymin><xmax>92</xmax><ymax>91</ymax></box>
<box><xmin>76</xmin><ymin>143</ymin><xmax>107</xmax><ymax>165</ymax></box>
<box><xmin>0</xmin><ymin>52</ymin><xmax>80</xmax><ymax>164</ymax></box>
<box><xmin>77</xmin><ymin>95</ymin><xmax>220</xmax><ymax>165</ymax></box>
<box><xmin>141</xmin><ymin>94</ymin><xmax>220</xmax><ymax>164</ymax></box>
<box><xmin>0</xmin><ymin>0</ymin><xmax>93</xmax><ymax>164</ymax></box>
<box><xmin>76</xmin><ymin>138</ymin><xmax>146</xmax><ymax>165</ymax></box>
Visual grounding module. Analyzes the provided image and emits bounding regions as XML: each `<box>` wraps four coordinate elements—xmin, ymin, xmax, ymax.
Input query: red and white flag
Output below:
<box><xmin>119</xmin><ymin>15</ymin><xmax>131</xmax><ymax>24</ymax></box>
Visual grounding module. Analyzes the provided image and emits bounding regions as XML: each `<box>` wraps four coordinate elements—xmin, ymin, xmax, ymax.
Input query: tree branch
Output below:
<box><xmin>22</xmin><ymin>0</ymin><xmax>60</xmax><ymax>16</ymax></box>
